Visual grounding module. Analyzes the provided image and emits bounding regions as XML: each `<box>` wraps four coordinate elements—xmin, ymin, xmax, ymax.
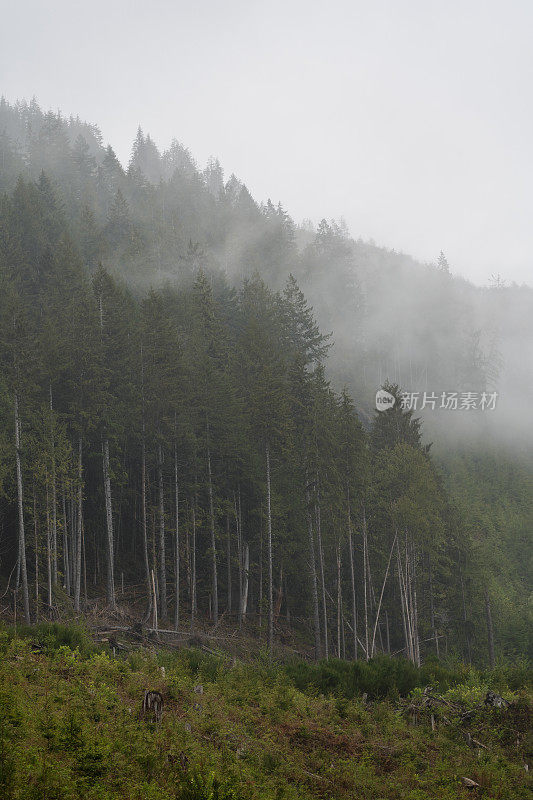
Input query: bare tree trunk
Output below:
<box><xmin>102</xmin><ymin>438</ymin><xmax>116</xmax><ymax>609</ymax></box>
<box><xmin>411</xmin><ymin>544</ymin><xmax>420</xmax><ymax>666</ymax></box>
<box><xmin>460</xmin><ymin>570</ymin><xmax>472</xmax><ymax>664</ymax></box>
<box><xmin>49</xmin><ymin>384</ymin><xmax>58</xmax><ymax>586</ymax></box>
<box><xmin>348</xmin><ymin>506</ymin><xmax>358</xmax><ymax>660</ymax></box>
<box><xmin>397</xmin><ymin>550</ymin><xmax>409</xmax><ymax>658</ymax></box>
<box><xmin>69</xmin><ymin>494</ymin><xmax>76</xmax><ymax>597</ymax></box>
<box><xmin>82</xmin><ymin>516</ymin><xmax>88</xmax><ymax>607</ymax></box>
<box><xmin>140</xmin><ymin>347</ymin><xmax>152</xmax><ymax>622</ymax></box>
<box><xmin>140</xmin><ymin>434</ymin><xmax>152</xmax><ymax>622</ymax></box>
<box><xmin>206</xmin><ymin>429</ymin><xmax>218</xmax><ymax>625</ymax></box>
<box><xmin>306</xmin><ymin>483</ymin><xmax>321</xmax><ymax>660</ymax></box>
<box><xmin>370</xmin><ymin>533</ymin><xmax>396</xmax><ymax>657</ymax></box>
<box><xmin>151</xmin><ymin>508</ymin><xmax>158</xmax><ymax>610</ymax></box>
<box><xmin>403</xmin><ymin>536</ymin><xmax>414</xmax><ymax>662</ymax></box>
<box><xmin>396</xmin><ymin>538</ymin><xmax>414</xmax><ymax>662</ymax></box>
<box><xmin>265</xmin><ymin>443</ymin><xmax>273</xmax><ymax>660</ymax></box>
<box><xmin>365</xmin><ymin>525</ymin><xmax>384</xmax><ymax>654</ymax></box>
<box><xmin>226</xmin><ymin>513</ymin><xmax>232</xmax><ymax>614</ymax></box>
<box><xmin>157</xmin><ymin>442</ymin><xmax>167</xmax><ymax>619</ymax></box>
<box><xmin>316</xmin><ymin>494</ymin><xmax>328</xmax><ymax>659</ymax></box>
<box><xmin>190</xmin><ymin>500</ymin><xmax>197</xmax><ymax>630</ymax></box>
<box><xmin>259</xmin><ymin>504</ymin><xmax>263</xmax><ymax>632</ymax></box>
<box><xmin>484</xmin><ymin>586</ymin><xmax>495</xmax><ymax>668</ymax></box>
<box><xmin>151</xmin><ymin>569</ymin><xmax>158</xmax><ymax>635</ymax></box>
<box><xmin>428</xmin><ymin>554</ymin><xmax>439</xmax><ymax>658</ymax></box>
<box><xmin>174</xmin><ymin>441</ymin><xmax>180</xmax><ymax>631</ymax></box>
<box><xmin>236</xmin><ymin>488</ymin><xmax>243</xmax><ymax>626</ymax></box>
<box><xmin>33</xmin><ymin>487</ymin><xmax>39</xmax><ymax>621</ymax></box>
<box><xmin>62</xmin><ymin>489</ymin><xmax>70</xmax><ymax>595</ymax></box>
<box><xmin>46</xmin><ymin>484</ymin><xmax>52</xmax><ymax>607</ymax></box>
<box><xmin>242</xmin><ymin>542</ymin><xmax>249</xmax><ymax>620</ymax></box>
<box><xmin>14</xmin><ymin>393</ymin><xmax>30</xmax><ymax>623</ymax></box>
<box><xmin>336</xmin><ymin>542</ymin><xmax>342</xmax><ymax>658</ymax></box>
<box><xmin>362</xmin><ymin>510</ymin><xmax>369</xmax><ymax>660</ymax></box>
<box><xmin>74</xmin><ymin>436</ymin><xmax>83</xmax><ymax>613</ymax></box>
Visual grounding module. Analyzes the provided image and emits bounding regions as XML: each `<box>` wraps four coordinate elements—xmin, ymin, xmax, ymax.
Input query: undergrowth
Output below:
<box><xmin>0</xmin><ymin>623</ymin><xmax>530</xmax><ymax>799</ymax></box>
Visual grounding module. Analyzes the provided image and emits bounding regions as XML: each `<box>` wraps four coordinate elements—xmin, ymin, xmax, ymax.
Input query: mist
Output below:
<box><xmin>1</xmin><ymin>7</ymin><xmax>533</xmax><ymax>789</ymax></box>
<box><xmin>2</xmin><ymin>0</ymin><xmax>533</xmax><ymax>285</ymax></box>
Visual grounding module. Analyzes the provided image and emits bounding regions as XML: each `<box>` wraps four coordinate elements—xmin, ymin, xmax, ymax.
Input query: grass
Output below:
<box><xmin>0</xmin><ymin>623</ymin><xmax>530</xmax><ymax>799</ymax></box>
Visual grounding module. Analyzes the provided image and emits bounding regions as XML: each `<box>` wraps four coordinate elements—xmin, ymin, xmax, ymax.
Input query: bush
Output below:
<box><xmin>177</xmin><ymin>648</ymin><xmax>224</xmax><ymax>683</ymax></box>
<box><xmin>1</xmin><ymin>622</ymin><xmax>95</xmax><ymax>657</ymax></box>
<box><xmin>176</xmin><ymin>769</ymin><xmax>239</xmax><ymax>799</ymax></box>
<box><xmin>284</xmin><ymin>655</ymin><xmax>469</xmax><ymax>700</ymax></box>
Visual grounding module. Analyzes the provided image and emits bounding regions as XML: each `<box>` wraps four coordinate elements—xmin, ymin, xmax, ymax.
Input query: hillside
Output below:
<box><xmin>0</xmin><ymin>97</ymin><xmax>531</xmax><ymax>669</ymax></box>
<box><xmin>0</xmin><ymin>624</ymin><xmax>531</xmax><ymax>800</ymax></box>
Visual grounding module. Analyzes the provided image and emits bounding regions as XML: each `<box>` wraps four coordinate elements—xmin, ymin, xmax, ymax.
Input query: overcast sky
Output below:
<box><xmin>2</xmin><ymin>0</ymin><xmax>532</xmax><ymax>285</ymax></box>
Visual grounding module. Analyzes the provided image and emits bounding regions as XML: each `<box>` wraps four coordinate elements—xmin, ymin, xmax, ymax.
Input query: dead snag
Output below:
<box><xmin>141</xmin><ymin>690</ymin><xmax>164</xmax><ymax>723</ymax></box>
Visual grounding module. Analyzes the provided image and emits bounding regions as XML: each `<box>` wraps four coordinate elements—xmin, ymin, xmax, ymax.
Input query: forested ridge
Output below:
<box><xmin>0</xmin><ymin>97</ymin><xmax>531</xmax><ymax>666</ymax></box>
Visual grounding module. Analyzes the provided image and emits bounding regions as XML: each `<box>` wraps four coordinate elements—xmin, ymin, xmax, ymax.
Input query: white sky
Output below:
<box><xmin>2</xmin><ymin>0</ymin><xmax>532</xmax><ymax>285</ymax></box>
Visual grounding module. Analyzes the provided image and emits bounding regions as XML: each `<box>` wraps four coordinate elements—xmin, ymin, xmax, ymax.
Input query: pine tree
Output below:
<box><xmin>437</xmin><ymin>250</ymin><xmax>450</xmax><ymax>273</ymax></box>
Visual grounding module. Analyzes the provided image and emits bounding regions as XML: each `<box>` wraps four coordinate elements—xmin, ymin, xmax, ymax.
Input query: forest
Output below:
<box><xmin>0</xmin><ymin>97</ymin><xmax>531</xmax><ymax>670</ymax></box>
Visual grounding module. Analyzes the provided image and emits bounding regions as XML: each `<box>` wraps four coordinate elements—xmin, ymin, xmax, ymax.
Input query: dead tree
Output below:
<box><xmin>141</xmin><ymin>690</ymin><xmax>164</xmax><ymax>723</ymax></box>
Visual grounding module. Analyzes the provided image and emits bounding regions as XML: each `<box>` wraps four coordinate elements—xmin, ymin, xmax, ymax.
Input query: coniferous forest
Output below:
<box><xmin>0</xmin><ymin>92</ymin><xmax>532</xmax><ymax>800</ymax></box>
<box><xmin>0</xmin><ymin>97</ymin><xmax>531</xmax><ymax>668</ymax></box>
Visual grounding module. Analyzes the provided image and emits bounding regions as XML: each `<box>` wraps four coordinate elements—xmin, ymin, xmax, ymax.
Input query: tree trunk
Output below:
<box><xmin>460</xmin><ymin>570</ymin><xmax>472</xmax><ymax>664</ymax></box>
<box><xmin>370</xmin><ymin>533</ymin><xmax>396</xmax><ymax>657</ymax></box>
<box><xmin>348</xmin><ymin>510</ymin><xmax>358</xmax><ymax>660</ymax></box>
<box><xmin>259</xmin><ymin>504</ymin><xmax>263</xmax><ymax>632</ymax></box>
<box><xmin>140</xmin><ymin>432</ymin><xmax>152</xmax><ymax>621</ymax></box>
<box><xmin>236</xmin><ymin>489</ymin><xmax>243</xmax><ymax>626</ymax></box>
<box><xmin>14</xmin><ymin>393</ymin><xmax>30</xmax><ymax>623</ymax></box>
<box><xmin>206</xmin><ymin>432</ymin><xmax>218</xmax><ymax>625</ymax></box>
<box><xmin>46</xmin><ymin>484</ymin><xmax>52</xmax><ymax>607</ymax></box>
<box><xmin>316</xmin><ymin>494</ymin><xmax>328</xmax><ymax>659</ymax></box>
<box><xmin>411</xmin><ymin>544</ymin><xmax>420</xmax><ymax>666</ymax></box>
<box><xmin>397</xmin><ymin>550</ymin><xmax>409</xmax><ymax>658</ymax></box>
<box><xmin>397</xmin><ymin>538</ymin><xmax>414</xmax><ymax>662</ymax></box>
<box><xmin>336</xmin><ymin>542</ymin><xmax>342</xmax><ymax>658</ymax></box>
<box><xmin>33</xmin><ymin>487</ymin><xmax>39</xmax><ymax>621</ymax></box>
<box><xmin>226</xmin><ymin>513</ymin><xmax>232</xmax><ymax>614</ymax></box>
<box><xmin>102</xmin><ymin>438</ymin><xmax>116</xmax><ymax>609</ymax></box>
<box><xmin>157</xmin><ymin>442</ymin><xmax>167</xmax><ymax>619</ymax></box>
<box><xmin>49</xmin><ymin>384</ymin><xmax>58</xmax><ymax>587</ymax></box>
<box><xmin>190</xmin><ymin>500</ymin><xmax>197</xmax><ymax>630</ymax></box>
<box><xmin>362</xmin><ymin>510</ymin><xmax>369</xmax><ymax>660</ymax></box>
<box><xmin>306</xmin><ymin>480</ymin><xmax>321</xmax><ymax>659</ymax></box>
<box><xmin>82</xmin><ymin>515</ymin><xmax>88</xmax><ymax>607</ymax></box>
<box><xmin>62</xmin><ymin>489</ymin><xmax>70</xmax><ymax>595</ymax></box>
<box><xmin>74</xmin><ymin>436</ymin><xmax>83</xmax><ymax>613</ymax></box>
<box><xmin>428</xmin><ymin>554</ymin><xmax>439</xmax><ymax>658</ymax></box>
<box><xmin>140</xmin><ymin>347</ymin><xmax>152</xmax><ymax>622</ymax></box>
<box><xmin>265</xmin><ymin>442</ymin><xmax>273</xmax><ymax>660</ymax></box>
<box><xmin>174</xmin><ymin>442</ymin><xmax>180</xmax><ymax>631</ymax></box>
<box><xmin>484</xmin><ymin>586</ymin><xmax>495</xmax><ymax>667</ymax></box>
<box><xmin>242</xmin><ymin>542</ymin><xmax>249</xmax><ymax>621</ymax></box>
<box><xmin>69</xmin><ymin>495</ymin><xmax>76</xmax><ymax>598</ymax></box>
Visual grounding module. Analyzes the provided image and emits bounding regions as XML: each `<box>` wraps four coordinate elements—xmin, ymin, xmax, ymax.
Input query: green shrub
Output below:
<box><xmin>3</xmin><ymin>621</ymin><xmax>95</xmax><ymax>657</ymax></box>
<box><xmin>176</xmin><ymin>769</ymin><xmax>239</xmax><ymax>799</ymax></box>
<box><xmin>284</xmin><ymin>655</ymin><xmax>471</xmax><ymax>700</ymax></box>
<box><xmin>177</xmin><ymin>649</ymin><xmax>224</xmax><ymax>683</ymax></box>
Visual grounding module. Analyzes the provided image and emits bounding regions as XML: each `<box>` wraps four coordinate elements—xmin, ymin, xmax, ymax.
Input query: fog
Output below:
<box><xmin>2</xmin><ymin>0</ymin><xmax>533</xmax><ymax>285</ymax></box>
<box><xmin>1</xmin><ymin>1</ymin><xmax>532</xmax><ymax>457</ymax></box>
